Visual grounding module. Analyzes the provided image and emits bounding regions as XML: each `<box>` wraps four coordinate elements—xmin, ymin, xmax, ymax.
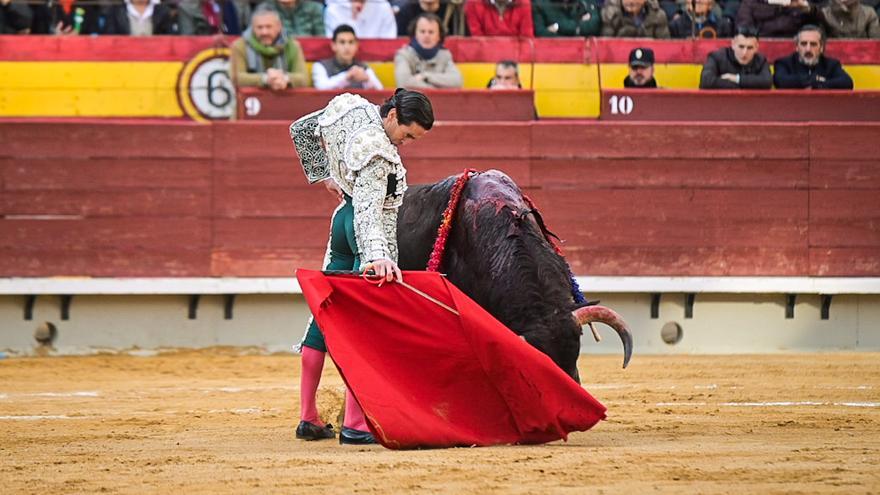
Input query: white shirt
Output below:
<box><xmin>312</xmin><ymin>62</ymin><xmax>384</xmax><ymax>90</ymax></box>
<box><xmin>324</xmin><ymin>0</ymin><xmax>398</xmax><ymax>39</ymax></box>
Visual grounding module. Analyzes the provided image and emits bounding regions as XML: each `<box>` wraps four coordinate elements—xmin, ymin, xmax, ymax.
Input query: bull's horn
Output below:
<box><xmin>572</xmin><ymin>306</ymin><xmax>633</xmax><ymax>369</ymax></box>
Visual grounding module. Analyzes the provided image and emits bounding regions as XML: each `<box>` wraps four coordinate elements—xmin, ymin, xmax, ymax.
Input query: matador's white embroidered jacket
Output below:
<box><xmin>289</xmin><ymin>93</ymin><xmax>407</xmax><ymax>263</ymax></box>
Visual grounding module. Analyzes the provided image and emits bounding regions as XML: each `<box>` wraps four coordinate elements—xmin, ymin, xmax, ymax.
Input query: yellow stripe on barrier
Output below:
<box><xmin>0</xmin><ymin>61</ymin><xmax>183</xmax><ymax>117</ymax></box>
<box><xmin>847</xmin><ymin>65</ymin><xmax>880</xmax><ymax>90</ymax></box>
<box><xmin>2</xmin><ymin>59</ymin><xmax>878</xmax><ymax>119</ymax></box>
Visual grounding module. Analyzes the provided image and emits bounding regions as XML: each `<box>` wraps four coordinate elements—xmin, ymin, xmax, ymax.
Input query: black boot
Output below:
<box><xmin>296</xmin><ymin>421</ymin><xmax>335</xmax><ymax>441</ymax></box>
<box><xmin>339</xmin><ymin>426</ymin><xmax>376</xmax><ymax>445</ymax></box>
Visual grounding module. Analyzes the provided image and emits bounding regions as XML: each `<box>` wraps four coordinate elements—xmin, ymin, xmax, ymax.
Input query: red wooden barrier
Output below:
<box><xmin>1</xmin><ymin>120</ymin><xmax>877</xmax><ymax>277</ymax></box>
<box><xmin>600</xmin><ymin>90</ymin><xmax>880</xmax><ymax>121</ymax></box>
<box><xmin>236</xmin><ymin>88</ymin><xmax>537</xmax><ymax>122</ymax></box>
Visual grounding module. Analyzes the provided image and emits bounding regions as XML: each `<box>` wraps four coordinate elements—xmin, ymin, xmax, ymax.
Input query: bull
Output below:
<box><xmin>397</xmin><ymin>170</ymin><xmax>633</xmax><ymax>382</ymax></box>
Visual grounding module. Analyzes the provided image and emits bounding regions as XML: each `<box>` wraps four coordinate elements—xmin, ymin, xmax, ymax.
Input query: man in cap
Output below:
<box><xmin>624</xmin><ymin>47</ymin><xmax>659</xmax><ymax>88</ymax></box>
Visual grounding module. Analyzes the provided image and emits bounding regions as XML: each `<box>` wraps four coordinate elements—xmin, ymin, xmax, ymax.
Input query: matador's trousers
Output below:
<box><xmin>301</xmin><ymin>194</ymin><xmax>359</xmax><ymax>352</ymax></box>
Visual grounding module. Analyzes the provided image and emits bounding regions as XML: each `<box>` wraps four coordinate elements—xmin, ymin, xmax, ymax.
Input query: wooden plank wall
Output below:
<box><xmin>1</xmin><ymin>121</ymin><xmax>877</xmax><ymax>277</ymax></box>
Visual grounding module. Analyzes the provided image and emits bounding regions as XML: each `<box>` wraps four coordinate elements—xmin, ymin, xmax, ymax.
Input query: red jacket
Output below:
<box><xmin>465</xmin><ymin>0</ymin><xmax>534</xmax><ymax>37</ymax></box>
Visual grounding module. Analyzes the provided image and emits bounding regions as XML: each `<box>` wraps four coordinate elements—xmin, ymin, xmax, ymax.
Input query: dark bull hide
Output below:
<box><xmin>397</xmin><ymin>170</ymin><xmax>633</xmax><ymax>382</ymax></box>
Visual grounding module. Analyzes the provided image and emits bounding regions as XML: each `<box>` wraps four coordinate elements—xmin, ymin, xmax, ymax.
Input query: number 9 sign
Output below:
<box><xmin>178</xmin><ymin>48</ymin><xmax>235</xmax><ymax>122</ymax></box>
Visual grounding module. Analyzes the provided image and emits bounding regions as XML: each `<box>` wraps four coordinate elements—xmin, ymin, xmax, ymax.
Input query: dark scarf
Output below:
<box><xmin>409</xmin><ymin>37</ymin><xmax>442</xmax><ymax>60</ymax></box>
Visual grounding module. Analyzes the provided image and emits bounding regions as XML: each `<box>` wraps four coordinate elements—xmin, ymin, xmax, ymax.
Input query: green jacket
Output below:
<box><xmin>533</xmin><ymin>0</ymin><xmax>601</xmax><ymax>37</ymax></box>
<box><xmin>259</xmin><ymin>0</ymin><xmax>324</xmax><ymax>37</ymax></box>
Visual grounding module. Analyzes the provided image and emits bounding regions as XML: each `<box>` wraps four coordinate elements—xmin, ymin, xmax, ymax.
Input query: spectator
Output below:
<box><xmin>867</xmin><ymin>0</ymin><xmax>880</xmax><ymax>18</ymax></box>
<box><xmin>624</xmin><ymin>47</ymin><xmax>660</xmax><ymax>87</ymax></box>
<box><xmin>736</xmin><ymin>0</ymin><xmax>809</xmax><ymax>38</ymax></box>
<box><xmin>699</xmin><ymin>26</ymin><xmax>771</xmax><ymax>89</ymax></box>
<box><xmin>601</xmin><ymin>0</ymin><xmax>671</xmax><ymax>38</ymax></box>
<box><xmin>258</xmin><ymin>0</ymin><xmax>324</xmax><ymax>36</ymax></box>
<box><xmin>773</xmin><ymin>24</ymin><xmax>854</xmax><ymax>89</ymax></box>
<box><xmin>394</xmin><ymin>12</ymin><xmax>463</xmax><ymax>88</ymax></box>
<box><xmin>325</xmin><ymin>0</ymin><xmax>398</xmax><ymax>38</ymax></box>
<box><xmin>178</xmin><ymin>0</ymin><xmax>242</xmax><ymax>35</ymax></box>
<box><xmin>806</xmin><ymin>0</ymin><xmax>880</xmax><ymax>38</ymax></box>
<box><xmin>669</xmin><ymin>0</ymin><xmax>733</xmax><ymax>37</ymax></box>
<box><xmin>487</xmin><ymin>60</ymin><xmax>523</xmax><ymax>89</ymax></box>
<box><xmin>29</xmin><ymin>0</ymin><xmax>103</xmax><ymax>34</ymax></box>
<box><xmin>0</xmin><ymin>0</ymin><xmax>32</xmax><ymax>33</ymax></box>
<box><xmin>103</xmin><ymin>0</ymin><xmax>176</xmax><ymax>35</ymax></box>
<box><xmin>230</xmin><ymin>6</ymin><xmax>309</xmax><ymax>90</ymax></box>
<box><xmin>532</xmin><ymin>0</ymin><xmax>600</xmax><ymax>37</ymax></box>
<box><xmin>466</xmin><ymin>0</ymin><xmax>535</xmax><ymax>36</ymax></box>
<box><xmin>397</xmin><ymin>0</ymin><xmax>447</xmax><ymax>35</ymax></box>
<box><xmin>314</xmin><ymin>24</ymin><xmax>384</xmax><ymax>90</ymax></box>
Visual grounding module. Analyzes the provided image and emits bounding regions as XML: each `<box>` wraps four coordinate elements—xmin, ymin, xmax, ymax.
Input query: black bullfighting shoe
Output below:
<box><xmin>339</xmin><ymin>426</ymin><xmax>376</xmax><ymax>445</ymax></box>
<box><xmin>296</xmin><ymin>420</ymin><xmax>335</xmax><ymax>441</ymax></box>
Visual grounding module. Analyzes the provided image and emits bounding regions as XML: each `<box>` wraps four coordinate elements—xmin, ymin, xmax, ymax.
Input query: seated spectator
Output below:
<box><xmin>103</xmin><ymin>0</ymin><xmax>176</xmax><ymax>35</ymax></box>
<box><xmin>736</xmin><ymin>0</ymin><xmax>809</xmax><ymax>38</ymax></box>
<box><xmin>601</xmin><ymin>0</ymin><xmax>671</xmax><ymax>38</ymax></box>
<box><xmin>669</xmin><ymin>0</ymin><xmax>733</xmax><ymax>37</ymax></box>
<box><xmin>394</xmin><ymin>12</ymin><xmax>463</xmax><ymax>88</ymax></box>
<box><xmin>773</xmin><ymin>24</ymin><xmax>854</xmax><ymax>89</ymax></box>
<box><xmin>29</xmin><ymin>0</ymin><xmax>103</xmax><ymax>34</ymax></box>
<box><xmin>487</xmin><ymin>60</ymin><xmax>523</xmax><ymax>89</ymax></box>
<box><xmin>178</xmin><ymin>0</ymin><xmax>242</xmax><ymax>35</ymax></box>
<box><xmin>230</xmin><ymin>6</ymin><xmax>308</xmax><ymax>90</ymax></box>
<box><xmin>258</xmin><ymin>0</ymin><xmax>325</xmax><ymax>36</ymax></box>
<box><xmin>0</xmin><ymin>0</ymin><xmax>32</xmax><ymax>34</ymax></box>
<box><xmin>532</xmin><ymin>0</ymin><xmax>601</xmax><ymax>37</ymax></box>
<box><xmin>466</xmin><ymin>0</ymin><xmax>535</xmax><ymax>36</ymax></box>
<box><xmin>806</xmin><ymin>0</ymin><xmax>880</xmax><ymax>38</ymax></box>
<box><xmin>313</xmin><ymin>24</ymin><xmax>383</xmax><ymax>90</ymax></box>
<box><xmin>699</xmin><ymin>26</ymin><xmax>771</xmax><ymax>89</ymax></box>
<box><xmin>325</xmin><ymin>0</ymin><xmax>398</xmax><ymax>38</ymax></box>
<box><xmin>396</xmin><ymin>0</ymin><xmax>468</xmax><ymax>36</ymax></box>
<box><xmin>397</xmin><ymin>0</ymin><xmax>445</xmax><ymax>35</ymax></box>
<box><xmin>624</xmin><ymin>47</ymin><xmax>660</xmax><ymax>87</ymax></box>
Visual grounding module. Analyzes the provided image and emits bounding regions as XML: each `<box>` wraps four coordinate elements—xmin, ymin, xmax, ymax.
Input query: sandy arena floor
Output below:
<box><xmin>1</xmin><ymin>350</ymin><xmax>878</xmax><ymax>494</ymax></box>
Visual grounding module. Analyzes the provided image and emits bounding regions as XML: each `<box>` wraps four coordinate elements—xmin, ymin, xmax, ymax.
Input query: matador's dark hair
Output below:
<box><xmin>379</xmin><ymin>88</ymin><xmax>434</xmax><ymax>130</ymax></box>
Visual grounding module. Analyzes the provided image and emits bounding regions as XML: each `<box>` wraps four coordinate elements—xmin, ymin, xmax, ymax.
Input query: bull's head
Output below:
<box><xmin>519</xmin><ymin>304</ymin><xmax>632</xmax><ymax>383</ymax></box>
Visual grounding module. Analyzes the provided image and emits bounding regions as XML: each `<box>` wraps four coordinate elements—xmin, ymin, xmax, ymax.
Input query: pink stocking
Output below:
<box><xmin>299</xmin><ymin>346</ymin><xmax>325</xmax><ymax>425</ymax></box>
<box><xmin>343</xmin><ymin>387</ymin><xmax>368</xmax><ymax>431</ymax></box>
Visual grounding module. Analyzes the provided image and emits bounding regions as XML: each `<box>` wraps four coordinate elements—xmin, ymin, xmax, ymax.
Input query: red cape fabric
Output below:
<box><xmin>297</xmin><ymin>269</ymin><xmax>606</xmax><ymax>449</ymax></box>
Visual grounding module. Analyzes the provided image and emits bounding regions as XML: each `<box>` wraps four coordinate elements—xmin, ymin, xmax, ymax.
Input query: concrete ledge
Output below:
<box><xmin>1</xmin><ymin>276</ymin><xmax>879</xmax><ymax>295</ymax></box>
<box><xmin>576</xmin><ymin>277</ymin><xmax>880</xmax><ymax>295</ymax></box>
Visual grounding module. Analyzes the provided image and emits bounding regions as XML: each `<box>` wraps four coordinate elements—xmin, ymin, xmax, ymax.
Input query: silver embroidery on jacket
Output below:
<box><xmin>289</xmin><ymin>93</ymin><xmax>408</xmax><ymax>263</ymax></box>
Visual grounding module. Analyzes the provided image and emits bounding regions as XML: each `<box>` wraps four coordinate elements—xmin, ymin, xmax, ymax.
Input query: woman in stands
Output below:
<box><xmin>288</xmin><ymin>89</ymin><xmax>434</xmax><ymax>445</ymax></box>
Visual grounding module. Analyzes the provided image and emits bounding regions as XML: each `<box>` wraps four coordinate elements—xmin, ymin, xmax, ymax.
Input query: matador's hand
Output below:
<box><xmin>323</xmin><ymin>178</ymin><xmax>343</xmax><ymax>201</ymax></box>
<box><xmin>363</xmin><ymin>259</ymin><xmax>402</xmax><ymax>284</ymax></box>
